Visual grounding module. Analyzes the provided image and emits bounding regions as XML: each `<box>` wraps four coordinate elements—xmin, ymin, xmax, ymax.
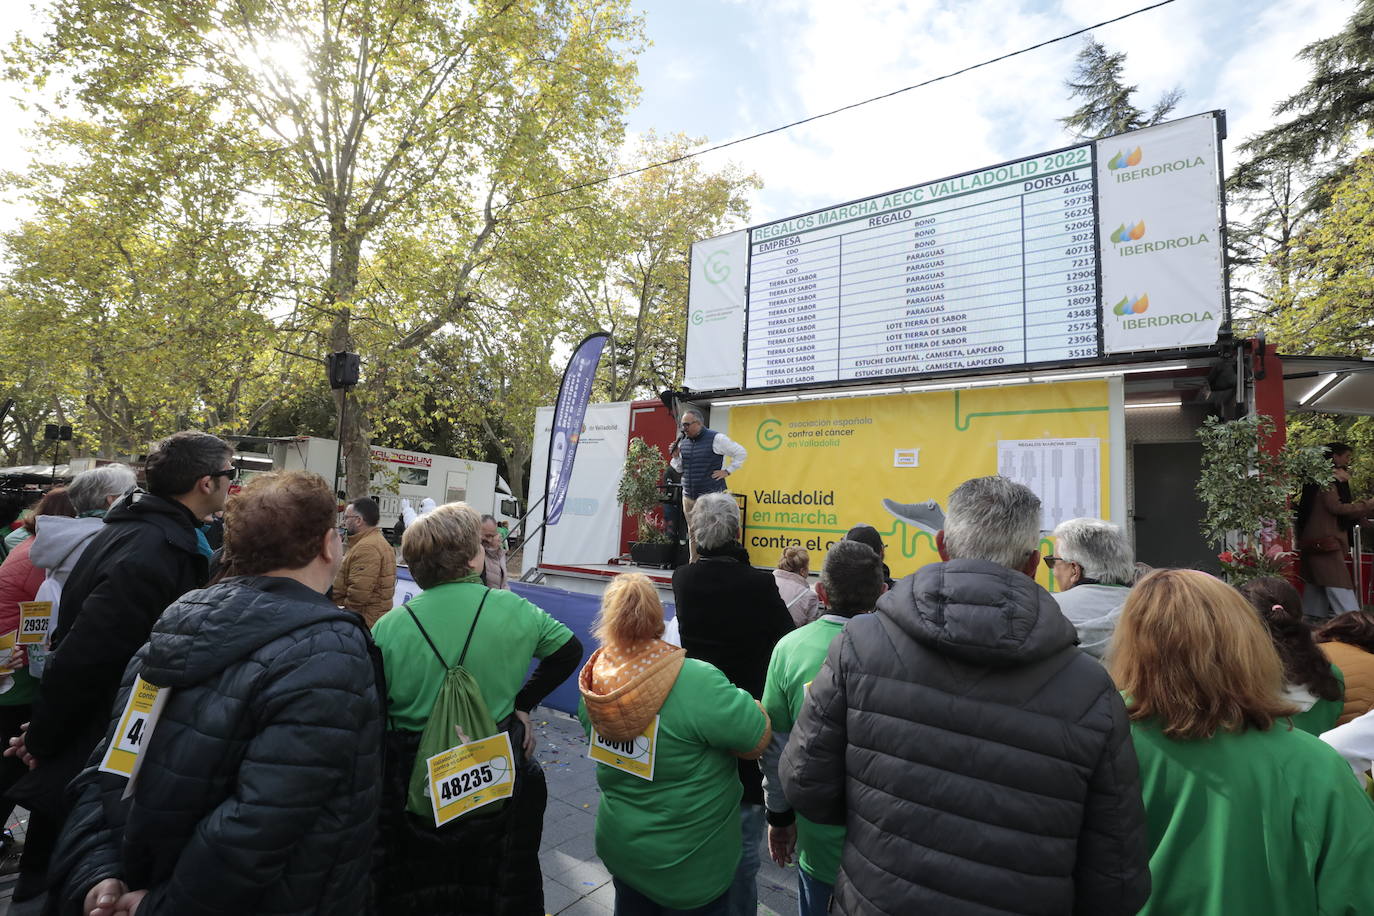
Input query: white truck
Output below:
<box><xmin>238</xmin><ymin>436</ymin><xmax>520</xmax><ymax>529</ymax></box>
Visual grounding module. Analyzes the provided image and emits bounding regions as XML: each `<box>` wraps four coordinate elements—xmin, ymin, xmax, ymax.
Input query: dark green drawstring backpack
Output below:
<box><xmin>403</xmin><ymin>589</ymin><xmax>507</xmax><ymax>820</ymax></box>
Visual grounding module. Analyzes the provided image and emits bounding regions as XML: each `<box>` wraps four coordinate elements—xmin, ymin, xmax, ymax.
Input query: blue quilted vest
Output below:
<box><xmin>680</xmin><ymin>428</ymin><xmax>726</xmax><ymax>499</ymax></box>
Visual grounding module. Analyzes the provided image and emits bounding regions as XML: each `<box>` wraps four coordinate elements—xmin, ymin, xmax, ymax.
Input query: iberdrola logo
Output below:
<box><xmin>1113</xmin><ymin>293</ymin><xmax>1150</xmax><ymax>316</ymax></box>
<box><xmin>1107</xmin><ymin>147</ymin><xmax>1143</xmax><ymax>170</ymax></box>
<box><xmin>1110</xmin><ymin>220</ymin><xmax>1146</xmax><ymax>244</ymax></box>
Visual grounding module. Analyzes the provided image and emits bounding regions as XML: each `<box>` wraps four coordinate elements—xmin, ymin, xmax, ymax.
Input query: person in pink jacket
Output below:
<box><xmin>772</xmin><ymin>546</ymin><xmax>817</xmax><ymax>627</ymax></box>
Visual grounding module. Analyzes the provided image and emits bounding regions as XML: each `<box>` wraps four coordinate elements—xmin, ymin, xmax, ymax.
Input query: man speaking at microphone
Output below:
<box><xmin>670</xmin><ymin>409</ymin><xmax>748</xmax><ymax>563</ymax></box>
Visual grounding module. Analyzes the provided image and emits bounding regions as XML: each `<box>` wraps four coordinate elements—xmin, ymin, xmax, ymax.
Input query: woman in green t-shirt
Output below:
<box><xmin>579</xmin><ymin>574</ymin><xmax>770</xmax><ymax>915</ymax></box>
<box><xmin>372</xmin><ymin>502</ymin><xmax>583</xmax><ymax>915</ymax></box>
<box><xmin>1113</xmin><ymin>569</ymin><xmax>1374</xmax><ymax>916</ymax></box>
<box><xmin>1240</xmin><ymin>577</ymin><xmax>1345</xmax><ymax>735</ymax></box>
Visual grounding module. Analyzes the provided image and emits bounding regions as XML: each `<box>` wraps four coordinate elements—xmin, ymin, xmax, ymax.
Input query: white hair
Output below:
<box><xmin>691</xmin><ymin>492</ymin><xmax>739</xmax><ymax>551</ymax></box>
<box><xmin>942</xmin><ymin>476</ymin><xmax>1042</xmax><ymax>570</ymax></box>
<box><xmin>1051</xmin><ymin>518</ymin><xmax>1135</xmax><ymax>586</ymax></box>
<box><xmin>67</xmin><ymin>464</ymin><xmax>137</xmax><ymax>514</ymax></box>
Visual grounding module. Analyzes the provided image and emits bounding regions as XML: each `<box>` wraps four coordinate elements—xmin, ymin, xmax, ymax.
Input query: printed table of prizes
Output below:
<box><xmin>746</xmin><ymin>152</ymin><xmax>1100</xmax><ymax>388</ymax></box>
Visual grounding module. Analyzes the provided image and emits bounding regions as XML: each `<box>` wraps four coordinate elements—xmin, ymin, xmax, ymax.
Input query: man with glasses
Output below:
<box><xmin>6</xmin><ymin>431</ymin><xmax>232</xmax><ymax>903</ymax></box>
<box><xmin>669</xmin><ymin>409</ymin><xmax>747</xmax><ymax>563</ymax></box>
<box><xmin>1046</xmin><ymin>518</ymin><xmax>1136</xmax><ymax>661</ymax></box>
<box><xmin>782</xmin><ymin>476</ymin><xmax>1149</xmax><ymax>916</ymax></box>
<box><xmin>334</xmin><ymin>497</ymin><xmax>397</xmax><ymax>624</ymax></box>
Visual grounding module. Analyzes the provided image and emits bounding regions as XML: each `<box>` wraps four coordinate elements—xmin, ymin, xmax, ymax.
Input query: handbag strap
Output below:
<box><xmin>404</xmin><ymin>588</ymin><xmax>492</xmax><ymax>670</ymax></box>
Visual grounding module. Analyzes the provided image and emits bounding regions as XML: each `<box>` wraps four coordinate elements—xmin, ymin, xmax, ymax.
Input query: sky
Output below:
<box><xmin>0</xmin><ymin>0</ymin><xmax>1357</xmax><ymax>236</ymax></box>
<box><xmin>621</xmin><ymin>0</ymin><xmax>1353</xmax><ymax>230</ymax></box>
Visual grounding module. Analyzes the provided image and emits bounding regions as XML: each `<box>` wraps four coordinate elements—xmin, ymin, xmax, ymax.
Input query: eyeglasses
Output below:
<box><xmin>208</xmin><ymin>467</ymin><xmax>239</xmax><ymax>482</ymax></box>
<box><xmin>681</xmin><ymin>420</ymin><xmax>700</xmax><ymax>428</ymax></box>
<box><xmin>1042</xmin><ymin>555</ymin><xmax>1070</xmax><ymax>569</ymax></box>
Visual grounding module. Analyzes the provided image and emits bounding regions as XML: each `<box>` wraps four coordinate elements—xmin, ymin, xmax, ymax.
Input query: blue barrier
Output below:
<box><xmin>392</xmin><ymin>568</ymin><xmax>676</xmax><ymax>717</ymax></box>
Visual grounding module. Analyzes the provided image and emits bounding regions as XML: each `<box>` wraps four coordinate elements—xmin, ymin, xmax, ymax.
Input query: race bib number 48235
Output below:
<box><xmin>588</xmin><ymin>716</ymin><xmax>660</xmax><ymax>781</ymax></box>
<box><xmin>425</xmin><ymin>732</ymin><xmax>515</xmax><ymax>827</ymax></box>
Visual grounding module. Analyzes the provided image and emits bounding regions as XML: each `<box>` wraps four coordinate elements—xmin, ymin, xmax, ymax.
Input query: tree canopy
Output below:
<box><xmin>0</xmin><ymin>1</ymin><xmax>760</xmax><ymax>499</ymax></box>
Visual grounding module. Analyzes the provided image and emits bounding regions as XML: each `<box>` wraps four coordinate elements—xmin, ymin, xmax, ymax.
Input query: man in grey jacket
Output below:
<box><xmin>780</xmin><ymin>476</ymin><xmax>1149</xmax><ymax>916</ymax></box>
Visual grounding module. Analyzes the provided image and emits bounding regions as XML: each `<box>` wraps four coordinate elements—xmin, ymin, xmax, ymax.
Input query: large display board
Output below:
<box><xmin>747</xmin><ymin>147</ymin><xmax>1097</xmax><ymax>387</ymax></box>
<box><xmin>684</xmin><ymin>112</ymin><xmax>1225</xmax><ymax>392</ymax></box>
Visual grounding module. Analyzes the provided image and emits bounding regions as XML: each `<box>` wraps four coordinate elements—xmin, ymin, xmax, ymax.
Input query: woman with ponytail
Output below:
<box><xmin>1316</xmin><ymin>611</ymin><xmax>1374</xmax><ymax>725</ymax></box>
<box><xmin>1240</xmin><ymin>577</ymin><xmax>1345</xmax><ymax>736</ymax></box>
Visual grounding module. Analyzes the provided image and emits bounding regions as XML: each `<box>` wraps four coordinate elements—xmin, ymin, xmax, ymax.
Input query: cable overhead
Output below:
<box><xmin>508</xmin><ymin>0</ymin><xmax>1181</xmax><ymax>209</ymax></box>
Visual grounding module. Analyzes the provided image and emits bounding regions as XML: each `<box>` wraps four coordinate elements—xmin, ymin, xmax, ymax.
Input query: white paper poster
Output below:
<box><xmin>523</xmin><ymin>402</ymin><xmax>631</xmax><ymax>573</ymax></box>
<box><xmin>999</xmin><ymin>438</ymin><xmax>1101</xmax><ymax>531</ymax></box>
<box><xmin>685</xmin><ymin>230</ymin><xmax>748</xmax><ymax>391</ymax></box>
<box><xmin>1096</xmin><ymin>112</ymin><xmax>1225</xmax><ymax>354</ymax></box>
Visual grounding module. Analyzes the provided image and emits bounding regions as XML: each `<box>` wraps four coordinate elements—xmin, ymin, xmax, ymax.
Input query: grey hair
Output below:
<box><xmin>942</xmin><ymin>476</ymin><xmax>1042</xmax><ymax>570</ymax></box>
<box><xmin>820</xmin><ymin>540</ymin><xmax>884</xmax><ymax>617</ymax></box>
<box><xmin>691</xmin><ymin>492</ymin><xmax>739</xmax><ymax>550</ymax></box>
<box><xmin>67</xmin><ymin>464</ymin><xmax>137</xmax><ymax>514</ymax></box>
<box><xmin>680</xmin><ymin>408</ymin><xmax>703</xmax><ymax>424</ymax></box>
<box><xmin>1052</xmin><ymin>518</ymin><xmax>1135</xmax><ymax>586</ymax></box>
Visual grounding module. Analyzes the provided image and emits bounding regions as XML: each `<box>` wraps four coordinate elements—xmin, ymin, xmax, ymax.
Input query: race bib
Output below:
<box><xmin>425</xmin><ymin>732</ymin><xmax>515</xmax><ymax>827</ymax></box>
<box><xmin>98</xmin><ymin>676</ymin><xmax>170</xmax><ymax>797</ymax></box>
<box><xmin>17</xmin><ymin>601</ymin><xmax>53</xmax><ymax>646</ymax></box>
<box><xmin>588</xmin><ymin>716</ymin><xmax>660</xmax><ymax>781</ymax></box>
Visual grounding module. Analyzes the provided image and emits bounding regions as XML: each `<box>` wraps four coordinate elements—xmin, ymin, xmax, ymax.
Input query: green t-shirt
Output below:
<box><xmin>372</xmin><ymin>578</ymin><xmax>573</xmax><ymax>729</ymax></box>
<box><xmin>1288</xmin><ymin>664</ymin><xmax>1345</xmax><ymax>737</ymax></box>
<box><xmin>578</xmin><ymin>658</ymin><xmax>767</xmax><ymax>910</ymax></box>
<box><xmin>761</xmin><ymin>617</ymin><xmax>847</xmax><ymax>885</ymax></box>
<box><xmin>1133</xmin><ymin>717</ymin><xmax>1374</xmax><ymax>915</ymax></box>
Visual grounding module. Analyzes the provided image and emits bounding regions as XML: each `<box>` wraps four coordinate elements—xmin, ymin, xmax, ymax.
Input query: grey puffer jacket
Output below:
<box><xmin>780</xmin><ymin>559</ymin><xmax>1149</xmax><ymax>916</ymax></box>
<box><xmin>51</xmin><ymin>575</ymin><xmax>384</xmax><ymax>916</ymax></box>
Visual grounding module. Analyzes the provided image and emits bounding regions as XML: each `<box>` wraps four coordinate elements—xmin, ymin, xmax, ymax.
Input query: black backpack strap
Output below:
<box><xmin>457</xmin><ymin>589</ymin><xmax>491</xmax><ymax>668</ymax></box>
<box><xmin>404</xmin><ymin>588</ymin><xmax>492</xmax><ymax>670</ymax></box>
<box><xmin>404</xmin><ymin>602</ymin><xmax>448</xmax><ymax>668</ymax></box>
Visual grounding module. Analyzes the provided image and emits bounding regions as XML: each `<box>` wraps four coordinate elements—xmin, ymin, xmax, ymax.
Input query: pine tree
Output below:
<box><xmin>1060</xmin><ymin>39</ymin><xmax>1182</xmax><ymax>140</ymax></box>
<box><xmin>1237</xmin><ymin>0</ymin><xmax>1374</xmax><ymax>181</ymax></box>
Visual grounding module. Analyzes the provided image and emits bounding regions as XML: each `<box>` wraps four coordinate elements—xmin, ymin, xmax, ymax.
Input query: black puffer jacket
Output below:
<box><xmin>51</xmin><ymin>576</ymin><xmax>384</xmax><ymax>916</ymax></box>
<box><xmin>781</xmin><ymin>559</ymin><xmax>1150</xmax><ymax>916</ymax></box>
<box><xmin>15</xmin><ymin>490</ymin><xmax>208</xmax><ymax>817</ymax></box>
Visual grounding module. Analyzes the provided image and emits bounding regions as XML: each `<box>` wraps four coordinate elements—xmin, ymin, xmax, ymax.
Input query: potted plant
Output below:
<box><xmin>617</xmin><ymin>437</ymin><xmax>674</xmax><ymax>567</ymax></box>
<box><xmin>1197</xmin><ymin>414</ymin><xmax>1331</xmax><ymax>586</ymax></box>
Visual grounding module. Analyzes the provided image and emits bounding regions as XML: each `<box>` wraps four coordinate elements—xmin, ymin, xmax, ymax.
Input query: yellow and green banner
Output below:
<box><xmin>725</xmin><ymin>380</ymin><xmax>1112</xmax><ymax>589</ymax></box>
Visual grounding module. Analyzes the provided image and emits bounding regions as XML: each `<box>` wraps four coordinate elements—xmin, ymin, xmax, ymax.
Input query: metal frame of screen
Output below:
<box><xmin>741</xmin><ymin>139</ymin><xmax>1106</xmax><ymax>390</ymax></box>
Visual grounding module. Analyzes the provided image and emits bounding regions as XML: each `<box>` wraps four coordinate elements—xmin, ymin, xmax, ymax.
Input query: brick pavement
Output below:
<box><xmin>0</xmin><ymin>705</ymin><xmax>801</xmax><ymax>916</ymax></box>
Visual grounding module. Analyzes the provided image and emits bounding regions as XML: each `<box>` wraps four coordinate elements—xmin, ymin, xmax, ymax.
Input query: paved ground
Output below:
<box><xmin>0</xmin><ymin>705</ymin><xmax>800</xmax><ymax>916</ymax></box>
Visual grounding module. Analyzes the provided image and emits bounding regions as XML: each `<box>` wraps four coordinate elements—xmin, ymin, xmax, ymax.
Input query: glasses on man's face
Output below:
<box><xmin>681</xmin><ymin>421</ymin><xmax>699</xmax><ymax>429</ymax></box>
<box><xmin>208</xmin><ymin>467</ymin><xmax>239</xmax><ymax>483</ymax></box>
<box><xmin>1042</xmin><ymin>555</ymin><xmax>1066</xmax><ymax>570</ymax></box>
